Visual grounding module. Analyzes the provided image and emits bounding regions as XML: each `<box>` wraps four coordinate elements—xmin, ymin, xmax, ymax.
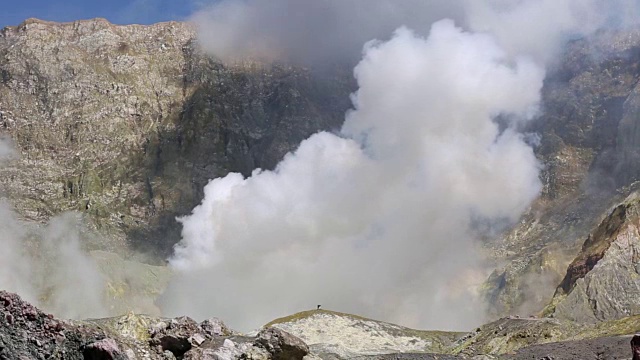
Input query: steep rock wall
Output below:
<box><xmin>0</xmin><ymin>18</ymin><xmax>352</xmax><ymax>258</ymax></box>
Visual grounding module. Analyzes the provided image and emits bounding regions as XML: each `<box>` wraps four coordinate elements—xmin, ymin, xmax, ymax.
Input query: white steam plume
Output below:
<box><xmin>192</xmin><ymin>0</ymin><xmax>640</xmax><ymax>65</ymax></box>
<box><xmin>0</xmin><ymin>201</ymin><xmax>35</xmax><ymax>304</ymax></box>
<box><xmin>36</xmin><ymin>213</ymin><xmax>108</xmax><ymax>319</ymax></box>
<box><xmin>161</xmin><ymin>20</ymin><xmax>545</xmax><ymax>331</ymax></box>
<box><xmin>0</xmin><ymin>138</ymin><xmax>107</xmax><ymax>319</ymax></box>
<box><xmin>0</xmin><ymin>208</ymin><xmax>108</xmax><ymax>319</ymax></box>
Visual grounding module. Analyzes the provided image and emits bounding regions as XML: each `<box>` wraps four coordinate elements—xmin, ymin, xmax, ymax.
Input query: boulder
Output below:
<box><xmin>184</xmin><ymin>338</ymin><xmax>269</xmax><ymax>360</ymax></box>
<box><xmin>150</xmin><ymin>316</ymin><xmax>200</xmax><ymax>356</ymax></box>
<box><xmin>254</xmin><ymin>328</ymin><xmax>309</xmax><ymax>360</ymax></box>
<box><xmin>0</xmin><ymin>291</ymin><xmax>106</xmax><ymax>359</ymax></box>
<box><xmin>83</xmin><ymin>338</ymin><xmax>126</xmax><ymax>360</ymax></box>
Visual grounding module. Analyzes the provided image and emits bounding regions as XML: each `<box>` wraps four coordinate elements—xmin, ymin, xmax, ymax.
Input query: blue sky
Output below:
<box><xmin>0</xmin><ymin>0</ymin><xmax>204</xmax><ymax>28</ymax></box>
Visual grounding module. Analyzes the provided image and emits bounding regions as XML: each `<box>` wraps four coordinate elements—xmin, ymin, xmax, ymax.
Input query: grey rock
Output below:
<box><xmin>163</xmin><ymin>350</ymin><xmax>177</xmax><ymax>359</ymax></box>
<box><xmin>503</xmin><ymin>335</ymin><xmax>634</xmax><ymax>360</ymax></box>
<box><xmin>553</xmin><ymin>193</ymin><xmax>640</xmax><ymax>322</ymax></box>
<box><xmin>255</xmin><ymin>327</ymin><xmax>309</xmax><ymax>360</ymax></box>
<box><xmin>190</xmin><ymin>333</ymin><xmax>207</xmax><ymax>346</ymax></box>
<box><xmin>200</xmin><ymin>318</ymin><xmax>232</xmax><ymax>337</ymax></box>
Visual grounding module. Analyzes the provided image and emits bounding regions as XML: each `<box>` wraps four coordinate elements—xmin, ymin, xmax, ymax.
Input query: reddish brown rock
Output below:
<box><xmin>83</xmin><ymin>338</ymin><xmax>125</xmax><ymax>360</ymax></box>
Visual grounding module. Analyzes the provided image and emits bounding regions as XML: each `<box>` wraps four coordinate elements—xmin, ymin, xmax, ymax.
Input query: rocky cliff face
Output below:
<box><xmin>0</xmin><ymin>18</ymin><xmax>352</xmax><ymax>259</ymax></box>
<box><xmin>484</xmin><ymin>28</ymin><xmax>640</xmax><ymax>318</ymax></box>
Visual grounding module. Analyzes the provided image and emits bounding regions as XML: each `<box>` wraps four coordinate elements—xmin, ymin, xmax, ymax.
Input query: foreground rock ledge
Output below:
<box><xmin>4</xmin><ymin>289</ymin><xmax>640</xmax><ymax>360</ymax></box>
<box><xmin>0</xmin><ymin>290</ymin><xmax>308</xmax><ymax>360</ymax></box>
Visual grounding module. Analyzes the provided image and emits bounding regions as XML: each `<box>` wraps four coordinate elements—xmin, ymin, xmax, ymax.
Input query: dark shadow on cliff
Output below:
<box><xmin>122</xmin><ymin>44</ymin><xmax>355</xmax><ymax>261</ymax></box>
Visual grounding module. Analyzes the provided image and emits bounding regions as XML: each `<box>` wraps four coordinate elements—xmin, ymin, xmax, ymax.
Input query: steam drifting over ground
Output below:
<box><xmin>161</xmin><ymin>20</ymin><xmax>545</xmax><ymax>331</ymax></box>
<box><xmin>0</xmin><ymin>139</ymin><xmax>107</xmax><ymax>319</ymax></box>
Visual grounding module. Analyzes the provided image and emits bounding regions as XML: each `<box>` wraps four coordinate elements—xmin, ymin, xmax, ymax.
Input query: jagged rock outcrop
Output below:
<box><xmin>0</xmin><ymin>290</ymin><xmax>112</xmax><ymax>359</ymax></box>
<box><xmin>0</xmin><ymin>18</ymin><xmax>352</xmax><ymax>259</ymax></box>
<box><xmin>547</xmin><ymin>192</ymin><xmax>640</xmax><ymax>323</ymax></box>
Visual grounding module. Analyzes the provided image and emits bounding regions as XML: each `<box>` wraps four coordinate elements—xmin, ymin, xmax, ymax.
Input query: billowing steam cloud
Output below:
<box><xmin>0</xmin><ymin>139</ymin><xmax>107</xmax><ymax>319</ymax></box>
<box><xmin>192</xmin><ymin>0</ymin><xmax>640</xmax><ymax>65</ymax></box>
<box><xmin>161</xmin><ymin>20</ymin><xmax>545</xmax><ymax>331</ymax></box>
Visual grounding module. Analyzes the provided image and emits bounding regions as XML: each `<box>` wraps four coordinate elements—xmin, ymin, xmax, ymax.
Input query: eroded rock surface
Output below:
<box><xmin>0</xmin><ymin>290</ymin><xmax>106</xmax><ymax>359</ymax></box>
<box><xmin>549</xmin><ymin>192</ymin><xmax>640</xmax><ymax>323</ymax></box>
